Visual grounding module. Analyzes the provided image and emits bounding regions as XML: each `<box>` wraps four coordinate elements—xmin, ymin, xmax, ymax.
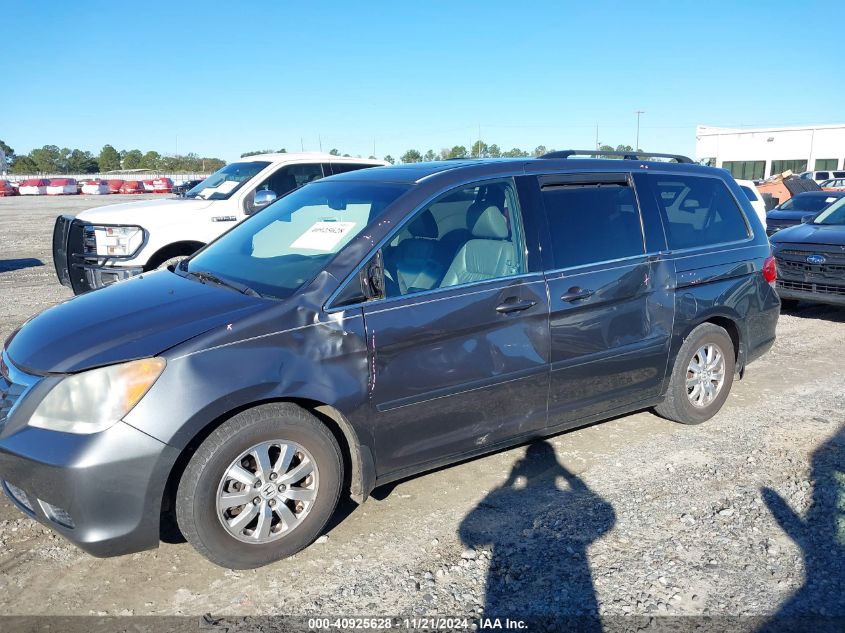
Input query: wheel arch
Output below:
<box><xmin>159</xmin><ymin>397</ymin><xmax>374</xmax><ymax>542</ymax></box>
<box><xmin>703</xmin><ymin>315</ymin><xmax>741</xmax><ymax>364</ymax></box>
<box><xmin>144</xmin><ymin>240</ymin><xmax>206</xmax><ymax>271</ymax></box>
<box><xmin>681</xmin><ymin>311</ymin><xmax>745</xmax><ymax>374</ymax></box>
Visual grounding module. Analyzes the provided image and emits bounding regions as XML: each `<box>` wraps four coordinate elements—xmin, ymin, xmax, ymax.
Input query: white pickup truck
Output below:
<box><xmin>52</xmin><ymin>153</ymin><xmax>386</xmax><ymax>293</ymax></box>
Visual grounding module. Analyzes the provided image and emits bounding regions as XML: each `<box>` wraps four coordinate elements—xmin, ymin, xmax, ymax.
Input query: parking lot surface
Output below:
<box><xmin>0</xmin><ymin>195</ymin><xmax>843</xmax><ymax>622</ymax></box>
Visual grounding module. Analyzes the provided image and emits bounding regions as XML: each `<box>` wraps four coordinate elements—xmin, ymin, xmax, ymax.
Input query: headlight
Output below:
<box><xmin>29</xmin><ymin>358</ymin><xmax>166</xmax><ymax>434</ymax></box>
<box><xmin>93</xmin><ymin>225</ymin><xmax>144</xmax><ymax>257</ymax></box>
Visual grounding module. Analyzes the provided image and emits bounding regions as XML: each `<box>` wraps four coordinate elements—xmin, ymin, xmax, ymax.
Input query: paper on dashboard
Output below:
<box><xmin>290</xmin><ymin>221</ymin><xmax>357</xmax><ymax>251</ymax></box>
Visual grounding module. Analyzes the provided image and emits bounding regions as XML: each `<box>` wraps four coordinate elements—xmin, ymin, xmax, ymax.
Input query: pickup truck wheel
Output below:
<box><xmin>655</xmin><ymin>323</ymin><xmax>735</xmax><ymax>425</ymax></box>
<box><xmin>175</xmin><ymin>403</ymin><xmax>342</xmax><ymax>569</ymax></box>
<box><xmin>157</xmin><ymin>255</ymin><xmax>188</xmax><ymax>271</ymax></box>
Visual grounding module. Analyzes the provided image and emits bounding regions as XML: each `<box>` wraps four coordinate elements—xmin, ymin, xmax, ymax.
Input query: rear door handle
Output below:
<box><xmin>560</xmin><ymin>287</ymin><xmax>594</xmax><ymax>302</ymax></box>
<box><xmin>495</xmin><ymin>298</ymin><xmax>537</xmax><ymax>314</ymax></box>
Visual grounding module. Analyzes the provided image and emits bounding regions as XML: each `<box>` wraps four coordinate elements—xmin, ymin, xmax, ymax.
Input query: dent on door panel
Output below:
<box><xmin>546</xmin><ymin>257</ymin><xmax>674</xmax><ymax>424</ymax></box>
<box><xmin>363</xmin><ymin>277</ymin><xmax>551</xmax><ymax>476</ymax></box>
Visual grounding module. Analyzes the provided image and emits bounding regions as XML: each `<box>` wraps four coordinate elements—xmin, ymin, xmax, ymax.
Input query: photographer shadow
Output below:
<box><xmin>459</xmin><ymin>440</ymin><xmax>615</xmax><ymax>631</ymax></box>
<box><xmin>759</xmin><ymin>425</ymin><xmax>845</xmax><ymax>632</ymax></box>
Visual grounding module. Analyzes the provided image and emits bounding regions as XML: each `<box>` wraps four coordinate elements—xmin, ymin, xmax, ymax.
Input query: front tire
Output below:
<box><xmin>176</xmin><ymin>403</ymin><xmax>342</xmax><ymax>569</ymax></box>
<box><xmin>156</xmin><ymin>255</ymin><xmax>189</xmax><ymax>271</ymax></box>
<box><xmin>655</xmin><ymin>323</ymin><xmax>735</xmax><ymax>425</ymax></box>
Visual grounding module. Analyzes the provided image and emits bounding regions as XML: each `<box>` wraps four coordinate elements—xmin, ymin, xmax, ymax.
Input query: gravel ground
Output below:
<box><xmin>0</xmin><ymin>195</ymin><xmax>843</xmax><ymax>630</ymax></box>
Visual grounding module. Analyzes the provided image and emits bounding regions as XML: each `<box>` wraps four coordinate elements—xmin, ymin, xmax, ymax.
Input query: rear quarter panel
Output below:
<box><xmin>634</xmin><ymin>170</ymin><xmax>778</xmax><ymax>379</ymax></box>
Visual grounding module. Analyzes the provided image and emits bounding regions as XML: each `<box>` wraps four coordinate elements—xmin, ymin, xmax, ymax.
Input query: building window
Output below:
<box><xmin>722</xmin><ymin>160</ymin><xmax>765</xmax><ymax>180</ymax></box>
<box><xmin>815</xmin><ymin>158</ymin><xmax>838</xmax><ymax>171</ymax></box>
<box><xmin>770</xmin><ymin>159</ymin><xmax>808</xmax><ymax>176</ymax></box>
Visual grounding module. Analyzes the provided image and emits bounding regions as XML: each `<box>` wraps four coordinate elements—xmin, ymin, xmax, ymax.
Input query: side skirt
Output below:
<box><xmin>371</xmin><ymin>395</ymin><xmax>664</xmax><ymax>491</ymax></box>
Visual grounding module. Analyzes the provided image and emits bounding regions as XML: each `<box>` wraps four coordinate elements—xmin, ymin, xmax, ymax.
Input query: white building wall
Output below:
<box><xmin>696</xmin><ymin>124</ymin><xmax>845</xmax><ymax>178</ymax></box>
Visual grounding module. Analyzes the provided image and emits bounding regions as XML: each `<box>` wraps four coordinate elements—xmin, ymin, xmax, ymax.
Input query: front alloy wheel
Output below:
<box><xmin>176</xmin><ymin>403</ymin><xmax>342</xmax><ymax>569</ymax></box>
<box><xmin>217</xmin><ymin>440</ymin><xmax>318</xmax><ymax>543</ymax></box>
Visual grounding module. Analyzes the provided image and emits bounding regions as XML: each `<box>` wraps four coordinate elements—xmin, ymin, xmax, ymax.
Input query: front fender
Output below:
<box><xmin>123</xmin><ymin>308</ymin><xmax>371</xmax><ymax>449</ymax></box>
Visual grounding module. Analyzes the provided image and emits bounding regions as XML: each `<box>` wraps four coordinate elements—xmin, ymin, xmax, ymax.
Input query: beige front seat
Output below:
<box><xmin>440</xmin><ymin>205</ymin><xmax>517</xmax><ymax>287</ymax></box>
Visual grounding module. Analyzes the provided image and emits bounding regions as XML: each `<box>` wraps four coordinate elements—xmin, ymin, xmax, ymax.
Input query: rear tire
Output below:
<box><xmin>655</xmin><ymin>323</ymin><xmax>735</xmax><ymax>425</ymax></box>
<box><xmin>176</xmin><ymin>403</ymin><xmax>342</xmax><ymax>569</ymax></box>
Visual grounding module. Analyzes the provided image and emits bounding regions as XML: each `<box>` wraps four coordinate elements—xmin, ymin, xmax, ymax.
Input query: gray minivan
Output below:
<box><xmin>0</xmin><ymin>151</ymin><xmax>779</xmax><ymax>568</ymax></box>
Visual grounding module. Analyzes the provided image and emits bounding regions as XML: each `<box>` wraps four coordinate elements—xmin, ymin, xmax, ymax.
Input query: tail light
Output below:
<box><xmin>763</xmin><ymin>255</ymin><xmax>777</xmax><ymax>285</ymax></box>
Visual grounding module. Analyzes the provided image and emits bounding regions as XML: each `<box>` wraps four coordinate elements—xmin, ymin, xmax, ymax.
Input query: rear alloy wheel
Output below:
<box><xmin>685</xmin><ymin>343</ymin><xmax>726</xmax><ymax>409</ymax></box>
<box><xmin>655</xmin><ymin>323</ymin><xmax>736</xmax><ymax>425</ymax></box>
<box><xmin>176</xmin><ymin>403</ymin><xmax>342</xmax><ymax>568</ymax></box>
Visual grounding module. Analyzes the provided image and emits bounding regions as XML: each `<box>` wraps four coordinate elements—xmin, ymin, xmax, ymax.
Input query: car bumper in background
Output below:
<box><xmin>52</xmin><ymin>215</ymin><xmax>144</xmax><ymax>293</ymax></box>
<box><xmin>777</xmin><ymin>280</ymin><xmax>845</xmax><ymax>306</ymax></box>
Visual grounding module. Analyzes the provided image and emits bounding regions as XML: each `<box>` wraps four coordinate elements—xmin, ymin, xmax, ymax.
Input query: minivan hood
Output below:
<box><xmin>76</xmin><ymin>197</ymin><xmax>214</xmax><ymax>225</ymax></box>
<box><xmin>6</xmin><ymin>271</ymin><xmax>267</xmax><ymax>374</ymax></box>
<box><xmin>771</xmin><ymin>222</ymin><xmax>845</xmax><ymax>246</ymax></box>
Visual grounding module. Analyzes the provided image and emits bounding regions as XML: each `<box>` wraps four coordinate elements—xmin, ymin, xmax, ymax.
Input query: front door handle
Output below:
<box><xmin>560</xmin><ymin>286</ymin><xmax>594</xmax><ymax>302</ymax></box>
<box><xmin>495</xmin><ymin>298</ymin><xmax>537</xmax><ymax>314</ymax></box>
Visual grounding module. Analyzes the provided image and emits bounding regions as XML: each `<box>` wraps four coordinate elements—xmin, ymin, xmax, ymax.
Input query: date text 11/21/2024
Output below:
<box><xmin>306</xmin><ymin>617</ymin><xmax>527</xmax><ymax>630</ymax></box>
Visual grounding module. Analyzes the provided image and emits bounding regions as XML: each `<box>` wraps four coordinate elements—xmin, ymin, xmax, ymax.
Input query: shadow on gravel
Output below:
<box><xmin>0</xmin><ymin>258</ymin><xmax>43</xmax><ymax>273</ymax></box>
<box><xmin>459</xmin><ymin>440</ymin><xmax>615</xmax><ymax>631</ymax></box>
<box><xmin>759</xmin><ymin>425</ymin><xmax>845</xmax><ymax>632</ymax></box>
<box><xmin>780</xmin><ymin>302</ymin><xmax>845</xmax><ymax>323</ymax></box>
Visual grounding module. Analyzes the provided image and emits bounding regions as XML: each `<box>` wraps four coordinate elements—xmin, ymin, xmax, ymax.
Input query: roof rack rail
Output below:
<box><xmin>540</xmin><ymin>149</ymin><xmax>694</xmax><ymax>164</ymax></box>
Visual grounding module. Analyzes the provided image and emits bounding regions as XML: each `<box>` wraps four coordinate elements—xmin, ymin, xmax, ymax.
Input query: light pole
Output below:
<box><xmin>634</xmin><ymin>110</ymin><xmax>645</xmax><ymax>151</ymax></box>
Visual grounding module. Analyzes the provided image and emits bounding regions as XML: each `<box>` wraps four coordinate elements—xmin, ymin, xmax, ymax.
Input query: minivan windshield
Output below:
<box><xmin>813</xmin><ymin>198</ymin><xmax>845</xmax><ymax>226</ymax></box>
<box><xmin>184</xmin><ymin>180</ymin><xmax>409</xmax><ymax>299</ymax></box>
<box><xmin>776</xmin><ymin>195</ymin><xmax>837</xmax><ymax>212</ymax></box>
<box><xmin>185</xmin><ymin>161</ymin><xmax>271</xmax><ymax>200</ymax></box>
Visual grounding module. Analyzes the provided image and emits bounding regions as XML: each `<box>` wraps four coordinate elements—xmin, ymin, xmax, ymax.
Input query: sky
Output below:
<box><xmin>5</xmin><ymin>1</ymin><xmax>844</xmax><ymax>163</ymax></box>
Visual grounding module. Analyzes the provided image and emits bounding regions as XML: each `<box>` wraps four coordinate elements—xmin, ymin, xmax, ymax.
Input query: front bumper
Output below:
<box><xmin>0</xmin><ymin>421</ymin><xmax>180</xmax><ymax>557</ymax></box>
<box><xmin>52</xmin><ymin>215</ymin><xmax>145</xmax><ymax>294</ymax></box>
<box><xmin>774</xmin><ymin>245</ymin><xmax>845</xmax><ymax>307</ymax></box>
<box><xmin>777</xmin><ymin>280</ymin><xmax>845</xmax><ymax>306</ymax></box>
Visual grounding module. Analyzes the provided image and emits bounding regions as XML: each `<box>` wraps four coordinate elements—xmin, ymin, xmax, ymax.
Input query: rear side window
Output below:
<box><xmin>541</xmin><ymin>179</ymin><xmax>645</xmax><ymax>269</ymax></box>
<box><xmin>331</xmin><ymin>163</ymin><xmax>379</xmax><ymax>175</ymax></box>
<box><xmin>647</xmin><ymin>175</ymin><xmax>749</xmax><ymax>250</ymax></box>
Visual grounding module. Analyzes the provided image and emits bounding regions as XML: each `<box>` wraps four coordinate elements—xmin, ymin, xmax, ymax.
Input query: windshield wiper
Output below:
<box><xmin>187</xmin><ymin>270</ymin><xmax>262</xmax><ymax>297</ymax></box>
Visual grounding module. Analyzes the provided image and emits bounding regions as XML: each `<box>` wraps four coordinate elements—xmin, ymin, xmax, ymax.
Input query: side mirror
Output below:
<box><xmin>253</xmin><ymin>189</ymin><xmax>277</xmax><ymax>210</ymax></box>
<box><xmin>801</xmin><ymin>214</ymin><xmax>815</xmax><ymax>224</ymax></box>
<box><xmin>361</xmin><ymin>251</ymin><xmax>385</xmax><ymax>300</ymax></box>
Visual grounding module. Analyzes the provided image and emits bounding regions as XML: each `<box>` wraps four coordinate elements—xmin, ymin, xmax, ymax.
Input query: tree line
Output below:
<box><xmin>1</xmin><ymin>138</ymin><xmax>641</xmax><ymax>175</ymax></box>
<box><xmin>389</xmin><ymin>142</ymin><xmax>639</xmax><ymax>165</ymax></box>
<box><xmin>1</xmin><ymin>140</ymin><xmax>225</xmax><ymax>174</ymax></box>
<box><xmin>238</xmin><ymin>141</ymin><xmax>639</xmax><ymax>165</ymax></box>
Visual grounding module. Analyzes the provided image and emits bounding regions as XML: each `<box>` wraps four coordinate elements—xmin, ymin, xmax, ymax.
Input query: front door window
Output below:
<box><xmin>379</xmin><ymin>179</ymin><xmax>526</xmax><ymax>297</ymax></box>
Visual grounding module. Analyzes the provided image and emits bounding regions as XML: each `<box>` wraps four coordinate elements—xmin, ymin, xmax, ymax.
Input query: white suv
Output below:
<box><xmin>52</xmin><ymin>153</ymin><xmax>387</xmax><ymax>293</ymax></box>
<box><xmin>735</xmin><ymin>179</ymin><xmax>767</xmax><ymax>225</ymax></box>
<box><xmin>798</xmin><ymin>169</ymin><xmax>845</xmax><ymax>184</ymax></box>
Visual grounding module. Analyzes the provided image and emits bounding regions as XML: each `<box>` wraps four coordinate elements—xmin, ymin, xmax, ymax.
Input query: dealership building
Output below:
<box><xmin>695</xmin><ymin>123</ymin><xmax>845</xmax><ymax>180</ymax></box>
